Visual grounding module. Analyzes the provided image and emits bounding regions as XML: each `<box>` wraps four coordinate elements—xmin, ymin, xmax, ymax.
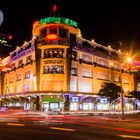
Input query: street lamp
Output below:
<box><xmin>120</xmin><ymin>56</ymin><xmax>132</xmax><ymax>120</ymax></box>
<box><xmin>127</xmin><ymin>57</ymin><xmax>131</xmax><ymax>63</ymax></box>
<box><xmin>119</xmin><ymin>72</ymin><xmax>125</xmax><ymax>120</ymax></box>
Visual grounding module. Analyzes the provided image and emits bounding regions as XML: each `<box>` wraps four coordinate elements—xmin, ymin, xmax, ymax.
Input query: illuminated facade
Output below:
<box><xmin>0</xmin><ymin>17</ymin><xmax>134</xmax><ymax>111</ymax></box>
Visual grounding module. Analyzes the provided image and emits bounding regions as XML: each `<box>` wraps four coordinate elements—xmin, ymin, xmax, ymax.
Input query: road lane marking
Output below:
<box><xmin>49</xmin><ymin>127</ymin><xmax>75</xmax><ymax>131</ymax></box>
<box><xmin>119</xmin><ymin>135</ymin><xmax>140</xmax><ymax>139</ymax></box>
<box><xmin>6</xmin><ymin>123</ymin><xmax>25</xmax><ymax>126</ymax></box>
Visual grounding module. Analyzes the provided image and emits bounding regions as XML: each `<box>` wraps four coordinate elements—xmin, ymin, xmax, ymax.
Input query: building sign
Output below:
<box><xmin>100</xmin><ymin>98</ymin><xmax>108</xmax><ymax>103</ymax></box>
<box><xmin>40</xmin><ymin>17</ymin><xmax>77</xmax><ymax>27</ymax></box>
<box><xmin>12</xmin><ymin>46</ymin><xmax>35</xmax><ymax>60</ymax></box>
<box><xmin>42</xmin><ymin>97</ymin><xmax>63</xmax><ymax>102</ymax></box>
<box><xmin>46</xmin><ymin>34</ymin><xmax>58</xmax><ymax>40</ymax></box>
<box><xmin>72</xmin><ymin>96</ymin><xmax>79</xmax><ymax>103</ymax></box>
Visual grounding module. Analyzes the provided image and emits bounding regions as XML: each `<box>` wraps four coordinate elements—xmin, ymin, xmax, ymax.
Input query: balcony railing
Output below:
<box><xmin>38</xmin><ymin>37</ymin><xmax>70</xmax><ymax>47</ymax></box>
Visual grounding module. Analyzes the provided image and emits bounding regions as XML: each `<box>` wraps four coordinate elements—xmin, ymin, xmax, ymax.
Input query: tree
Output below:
<box><xmin>130</xmin><ymin>91</ymin><xmax>140</xmax><ymax>100</ymax></box>
<box><xmin>129</xmin><ymin>91</ymin><xmax>140</xmax><ymax>110</ymax></box>
<box><xmin>64</xmin><ymin>95</ymin><xmax>70</xmax><ymax>111</ymax></box>
<box><xmin>33</xmin><ymin>96</ymin><xmax>40</xmax><ymax>110</ymax></box>
<box><xmin>98</xmin><ymin>82</ymin><xmax>122</xmax><ymax>106</ymax></box>
<box><xmin>133</xmin><ymin>69</ymin><xmax>140</xmax><ymax>90</ymax></box>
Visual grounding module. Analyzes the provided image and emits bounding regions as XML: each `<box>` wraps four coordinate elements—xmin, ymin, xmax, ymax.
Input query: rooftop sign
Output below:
<box><xmin>39</xmin><ymin>17</ymin><xmax>77</xmax><ymax>27</ymax></box>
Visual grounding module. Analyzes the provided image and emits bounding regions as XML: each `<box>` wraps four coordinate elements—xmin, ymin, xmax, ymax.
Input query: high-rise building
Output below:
<box><xmin>0</xmin><ymin>33</ymin><xmax>13</xmax><ymax>59</ymax></box>
<box><xmin>0</xmin><ymin>33</ymin><xmax>13</xmax><ymax>101</ymax></box>
<box><xmin>0</xmin><ymin>17</ymin><xmax>134</xmax><ymax>111</ymax></box>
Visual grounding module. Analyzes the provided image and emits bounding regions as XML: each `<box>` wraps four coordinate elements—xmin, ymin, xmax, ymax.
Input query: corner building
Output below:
<box><xmin>0</xmin><ymin>17</ymin><xmax>134</xmax><ymax>111</ymax></box>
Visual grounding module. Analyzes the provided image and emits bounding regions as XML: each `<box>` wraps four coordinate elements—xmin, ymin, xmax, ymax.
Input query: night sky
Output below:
<box><xmin>1</xmin><ymin>0</ymin><xmax>140</xmax><ymax>52</ymax></box>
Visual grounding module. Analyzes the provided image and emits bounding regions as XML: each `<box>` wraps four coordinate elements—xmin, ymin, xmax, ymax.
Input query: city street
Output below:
<box><xmin>0</xmin><ymin>110</ymin><xmax>140</xmax><ymax>140</ymax></box>
<box><xmin>1</xmin><ymin>1</ymin><xmax>140</xmax><ymax>140</ymax></box>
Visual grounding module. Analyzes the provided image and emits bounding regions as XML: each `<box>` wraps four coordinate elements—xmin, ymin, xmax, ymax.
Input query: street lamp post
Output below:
<box><xmin>119</xmin><ymin>57</ymin><xmax>131</xmax><ymax>120</ymax></box>
<box><xmin>121</xmin><ymin>92</ymin><xmax>125</xmax><ymax>120</ymax></box>
<box><xmin>119</xmin><ymin>56</ymin><xmax>132</xmax><ymax>120</ymax></box>
<box><xmin>120</xmin><ymin>71</ymin><xmax>125</xmax><ymax>120</ymax></box>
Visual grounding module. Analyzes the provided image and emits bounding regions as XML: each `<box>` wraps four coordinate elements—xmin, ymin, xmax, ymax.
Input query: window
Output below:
<box><xmin>26</xmin><ymin>55</ymin><xmax>32</xmax><ymax>65</ymax></box>
<box><xmin>39</xmin><ymin>28</ymin><xmax>47</xmax><ymax>38</ymax></box>
<box><xmin>96</xmin><ymin>57</ymin><xmax>109</xmax><ymax>67</ymax></box>
<box><xmin>70</xmin><ymin>80</ymin><xmax>76</xmax><ymax>91</ymax></box>
<box><xmin>78</xmin><ymin>82</ymin><xmax>92</xmax><ymax>92</ymax></box>
<box><xmin>18</xmin><ymin>59</ymin><xmax>23</xmax><ymax>68</ymax></box>
<box><xmin>24</xmin><ymin>84</ymin><xmax>30</xmax><ymax>92</ymax></box>
<box><xmin>44</xmin><ymin>48</ymin><xmax>64</xmax><ymax>58</ymax></box>
<box><xmin>10</xmin><ymin>75</ymin><xmax>14</xmax><ymax>83</ymax></box>
<box><xmin>113</xmin><ymin>63</ymin><xmax>121</xmax><ymax>70</ymax></box>
<box><xmin>17</xmin><ymin>73</ymin><xmax>22</xmax><ymax>80</ymax></box>
<box><xmin>72</xmin><ymin>51</ymin><xmax>77</xmax><ymax>61</ymax></box>
<box><xmin>71</xmin><ymin>68</ymin><xmax>77</xmax><ymax>76</ymax></box>
<box><xmin>59</xmin><ymin>28</ymin><xmax>68</xmax><ymax>38</ymax></box>
<box><xmin>137</xmin><ymin>83</ymin><xmax>140</xmax><ymax>91</ymax></box>
<box><xmin>25</xmin><ymin>71</ymin><xmax>30</xmax><ymax>79</ymax></box>
<box><xmin>11</xmin><ymin>63</ymin><xmax>16</xmax><ymax>71</ymax></box>
<box><xmin>82</xmin><ymin>53</ymin><xmax>92</xmax><ymax>64</ymax></box>
<box><xmin>9</xmin><ymin>85</ymin><xmax>14</xmax><ymax>93</ymax></box>
<box><xmin>16</xmin><ymin>83</ymin><xmax>22</xmax><ymax>92</ymax></box>
<box><xmin>49</xmin><ymin>28</ymin><xmax>57</xmax><ymax>34</ymax></box>
<box><xmin>43</xmin><ymin>65</ymin><xmax>64</xmax><ymax>74</ymax></box>
<box><xmin>124</xmin><ymin>77</ymin><xmax>129</xmax><ymax>84</ymax></box>
<box><xmin>96</xmin><ymin>72</ymin><xmax>109</xmax><ymax>80</ymax></box>
<box><xmin>82</xmin><ymin>69</ymin><xmax>92</xmax><ymax>78</ymax></box>
<box><xmin>114</xmin><ymin>75</ymin><xmax>119</xmax><ymax>82</ymax></box>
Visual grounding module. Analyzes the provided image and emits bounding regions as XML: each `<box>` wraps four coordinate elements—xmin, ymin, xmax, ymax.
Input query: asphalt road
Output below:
<box><xmin>0</xmin><ymin>110</ymin><xmax>140</xmax><ymax>140</ymax></box>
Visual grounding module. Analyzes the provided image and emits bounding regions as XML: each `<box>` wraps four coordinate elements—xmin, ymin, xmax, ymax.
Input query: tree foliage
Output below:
<box><xmin>133</xmin><ymin>70</ymin><xmax>140</xmax><ymax>90</ymax></box>
<box><xmin>64</xmin><ymin>95</ymin><xmax>70</xmax><ymax>111</ymax></box>
<box><xmin>98</xmin><ymin>82</ymin><xmax>122</xmax><ymax>103</ymax></box>
<box><xmin>33</xmin><ymin>96</ymin><xmax>40</xmax><ymax>110</ymax></box>
<box><xmin>130</xmin><ymin>91</ymin><xmax>140</xmax><ymax>100</ymax></box>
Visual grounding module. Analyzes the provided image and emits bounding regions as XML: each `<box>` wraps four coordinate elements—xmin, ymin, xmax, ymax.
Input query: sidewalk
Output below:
<box><xmin>6</xmin><ymin>109</ymin><xmax>140</xmax><ymax>123</ymax></box>
<box><xmin>59</xmin><ymin>110</ymin><xmax>140</xmax><ymax>123</ymax></box>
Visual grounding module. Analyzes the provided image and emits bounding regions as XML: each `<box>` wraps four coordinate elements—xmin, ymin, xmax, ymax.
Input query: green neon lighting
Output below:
<box><xmin>42</xmin><ymin>97</ymin><xmax>63</xmax><ymax>102</ymax></box>
<box><xmin>40</xmin><ymin>17</ymin><xmax>77</xmax><ymax>27</ymax></box>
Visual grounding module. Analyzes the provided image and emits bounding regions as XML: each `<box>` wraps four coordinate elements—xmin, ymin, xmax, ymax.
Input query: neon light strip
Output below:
<box><xmin>40</xmin><ymin>17</ymin><xmax>77</xmax><ymax>27</ymax></box>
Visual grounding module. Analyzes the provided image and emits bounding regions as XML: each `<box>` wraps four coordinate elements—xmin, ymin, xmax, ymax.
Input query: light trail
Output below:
<box><xmin>49</xmin><ymin>127</ymin><xmax>75</xmax><ymax>131</ymax></box>
<box><xmin>119</xmin><ymin>135</ymin><xmax>140</xmax><ymax>139</ymax></box>
<box><xmin>6</xmin><ymin>123</ymin><xmax>25</xmax><ymax>126</ymax></box>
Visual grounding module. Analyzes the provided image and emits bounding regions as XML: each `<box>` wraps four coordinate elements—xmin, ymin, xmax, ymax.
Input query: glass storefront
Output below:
<box><xmin>97</xmin><ymin>103</ymin><xmax>109</xmax><ymax>110</ymax></box>
<box><xmin>70</xmin><ymin>103</ymin><xmax>79</xmax><ymax>111</ymax></box>
<box><xmin>50</xmin><ymin>103</ymin><xmax>59</xmax><ymax>111</ymax></box>
<box><xmin>42</xmin><ymin>102</ymin><xmax>64</xmax><ymax>111</ymax></box>
<box><xmin>82</xmin><ymin>103</ymin><xmax>93</xmax><ymax>111</ymax></box>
